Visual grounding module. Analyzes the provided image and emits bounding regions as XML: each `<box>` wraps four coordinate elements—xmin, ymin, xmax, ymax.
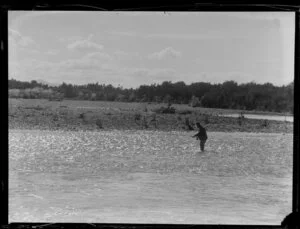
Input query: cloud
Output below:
<box><xmin>18</xmin><ymin>36</ymin><xmax>35</xmax><ymax>46</ymax></box>
<box><xmin>58</xmin><ymin>36</ymin><xmax>83</xmax><ymax>43</ymax></box>
<box><xmin>113</xmin><ymin>50</ymin><xmax>139</xmax><ymax>60</ymax></box>
<box><xmin>108</xmin><ymin>30</ymin><xmax>138</xmax><ymax>37</ymax></box>
<box><xmin>17</xmin><ymin>50</ymin><xmax>113</xmax><ymax>75</ymax></box>
<box><xmin>67</xmin><ymin>35</ymin><xmax>104</xmax><ymax>51</ymax></box>
<box><xmin>67</xmin><ymin>40</ymin><xmax>103</xmax><ymax>51</ymax></box>
<box><xmin>62</xmin><ymin>59</ymin><xmax>100</xmax><ymax>70</ymax></box>
<box><xmin>9</xmin><ymin>29</ymin><xmax>35</xmax><ymax>47</ymax></box>
<box><xmin>9</xmin><ymin>61</ymin><xmax>21</xmax><ymax>77</ymax></box>
<box><xmin>9</xmin><ymin>28</ymin><xmax>22</xmax><ymax>38</ymax></box>
<box><xmin>54</xmin><ymin>51</ymin><xmax>113</xmax><ymax>71</ymax></box>
<box><xmin>85</xmin><ymin>52</ymin><xmax>113</xmax><ymax>61</ymax></box>
<box><xmin>13</xmin><ymin>50</ymin><xmax>178</xmax><ymax>87</ymax></box>
<box><xmin>148</xmin><ymin>47</ymin><xmax>181</xmax><ymax>60</ymax></box>
<box><xmin>107</xmin><ymin>30</ymin><xmax>235</xmax><ymax>41</ymax></box>
<box><xmin>21</xmin><ymin>59</ymin><xmax>55</xmax><ymax>71</ymax></box>
<box><xmin>146</xmin><ymin>33</ymin><xmax>247</xmax><ymax>41</ymax></box>
<box><xmin>124</xmin><ymin>67</ymin><xmax>176</xmax><ymax>81</ymax></box>
<box><xmin>116</xmin><ymin>67</ymin><xmax>177</xmax><ymax>87</ymax></box>
<box><xmin>45</xmin><ymin>50</ymin><xmax>59</xmax><ymax>55</ymax></box>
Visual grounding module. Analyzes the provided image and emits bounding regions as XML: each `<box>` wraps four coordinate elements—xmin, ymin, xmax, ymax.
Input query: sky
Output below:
<box><xmin>8</xmin><ymin>11</ymin><xmax>295</xmax><ymax>88</ymax></box>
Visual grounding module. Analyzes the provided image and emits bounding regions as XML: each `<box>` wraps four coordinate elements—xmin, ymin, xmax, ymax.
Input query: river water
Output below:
<box><xmin>9</xmin><ymin>129</ymin><xmax>293</xmax><ymax>224</ymax></box>
<box><xmin>219</xmin><ymin>113</ymin><xmax>293</xmax><ymax>122</ymax></box>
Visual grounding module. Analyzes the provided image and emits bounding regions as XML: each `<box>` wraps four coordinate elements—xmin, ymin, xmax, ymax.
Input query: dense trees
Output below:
<box><xmin>9</xmin><ymin>79</ymin><xmax>49</xmax><ymax>90</ymax></box>
<box><xmin>8</xmin><ymin>79</ymin><xmax>294</xmax><ymax>113</ymax></box>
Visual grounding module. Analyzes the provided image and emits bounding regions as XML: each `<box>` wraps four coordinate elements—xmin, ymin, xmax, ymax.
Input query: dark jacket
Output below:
<box><xmin>193</xmin><ymin>125</ymin><xmax>208</xmax><ymax>141</ymax></box>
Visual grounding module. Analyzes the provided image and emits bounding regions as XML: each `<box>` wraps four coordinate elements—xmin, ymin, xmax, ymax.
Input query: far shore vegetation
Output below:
<box><xmin>9</xmin><ymin>79</ymin><xmax>293</xmax><ymax>114</ymax></box>
<box><xmin>9</xmin><ymin>79</ymin><xmax>293</xmax><ymax>133</ymax></box>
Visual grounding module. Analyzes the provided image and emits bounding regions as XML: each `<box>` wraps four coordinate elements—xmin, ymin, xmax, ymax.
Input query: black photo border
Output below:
<box><xmin>1</xmin><ymin>1</ymin><xmax>299</xmax><ymax>229</ymax></box>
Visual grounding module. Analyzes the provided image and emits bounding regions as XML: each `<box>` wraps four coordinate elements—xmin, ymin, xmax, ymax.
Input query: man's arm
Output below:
<box><xmin>192</xmin><ymin>132</ymin><xmax>200</xmax><ymax>138</ymax></box>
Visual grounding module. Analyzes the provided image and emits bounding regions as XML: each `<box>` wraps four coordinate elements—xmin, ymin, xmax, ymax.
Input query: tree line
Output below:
<box><xmin>8</xmin><ymin>79</ymin><xmax>294</xmax><ymax>113</ymax></box>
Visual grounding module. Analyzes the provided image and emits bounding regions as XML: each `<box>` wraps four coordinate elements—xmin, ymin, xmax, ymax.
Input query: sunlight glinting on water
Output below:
<box><xmin>9</xmin><ymin>130</ymin><xmax>293</xmax><ymax>224</ymax></box>
<box><xmin>9</xmin><ymin>130</ymin><xmax>293</xmax><ymax>177</ymax></box>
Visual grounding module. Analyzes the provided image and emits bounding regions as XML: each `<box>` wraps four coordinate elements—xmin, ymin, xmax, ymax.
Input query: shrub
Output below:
<box><xmin>177</xmin><ymin>109</ymin><xmax>192</xmax><ymax>115</ymax></box>
<box><xmin>238</xmin><ymin>112</ymin><xmax>245</xmax><ymax>126</ymax></box>
<box><xmin>149</xmin><ymin>113</ymin><xmax>157</xmax><ymax>128</ymax></box>
<box><xmin>189</xmin><ymin>95</ymin><xmax>201</xmax><ymax>107</ymax></box>
<box><xmin>96</xmin><ymin>119</ymin><xmax>103</xmax><ymax>129</ymax></box>
<box><xmin>134</xmin><ymin>113</ymin><xmax>141</xmax><ymax>121</ymax></box>
<box><xmin>149</xmin><ymin>113</ymin><xmax>157</xmax><ymax>122</ymax></box>
<box><xmin>204</xmin><ymin>114</ymin><xmax>209</xmax><ymax>124</ymax></box>
<box><xmin>185</xmin><ymin>117</ymin><xmax>194</xmax><ymax>130</ymax></box>
<box><xmin>9</xmin><ymin>89</ymin><xmax>21</xmax><ymax>98</ymax></box>
<box><xmin>79</xmin><ymin>113</ymin><xmax>85</xmax><ymax>119</ymax></box>
<box><xmin>262</xmin><ymin>120</ymin><xmax>269</xmax><ymax>127</ymax></box>
<box><xmin>153</xmin><ymin>106</ymin><xmax>176</xmax><ymax>114</ymax></box>
<box><xmin>134</xmin><ymin>113</ymin><xmax>142</xmax><ymax>125</ymax></box>
<box><xmin>143</xmin><ymin>116</ymin><xmax>148</xmax><ymax>128</ymax></box>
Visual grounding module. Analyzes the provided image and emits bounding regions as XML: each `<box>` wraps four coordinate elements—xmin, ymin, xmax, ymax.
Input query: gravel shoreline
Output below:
<box><xmin>9</xmin><ymin>99</ymin><xmax>293</xmax><ymax>134</ymax></box>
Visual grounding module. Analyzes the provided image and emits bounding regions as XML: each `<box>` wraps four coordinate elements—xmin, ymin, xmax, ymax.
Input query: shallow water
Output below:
<box><xmin>9</xmin><ymin>129</ymin><xmax>293</xmax><ymax>224</ymax></box>
<box><xmin>220</xmin><ymin>113</ymin><xmax>293</xmax><ymax>122</ymax></box>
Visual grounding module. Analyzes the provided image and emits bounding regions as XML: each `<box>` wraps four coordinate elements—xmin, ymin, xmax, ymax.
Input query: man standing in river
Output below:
<box><xmin>192</xmin><ymin>122</ymin><xmax>208</xmax><ymax>152</ymax></box>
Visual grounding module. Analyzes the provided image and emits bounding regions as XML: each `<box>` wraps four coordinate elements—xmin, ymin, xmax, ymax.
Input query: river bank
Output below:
<box><xmin>8</xmin><ymin>98</ymin><xmax>293</xmax><ymax>133</ymax></box>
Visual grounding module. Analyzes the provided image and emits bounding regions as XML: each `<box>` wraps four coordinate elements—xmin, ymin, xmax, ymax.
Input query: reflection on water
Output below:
<box><xmin>220</xmin><ymin>113</ymin><xmax>293</xmax><ymax>122</ymax></box>
<box><xmin>9</xmin><ymin>129</ymin><xmax>293</xmax><ymax>224</ymax></box>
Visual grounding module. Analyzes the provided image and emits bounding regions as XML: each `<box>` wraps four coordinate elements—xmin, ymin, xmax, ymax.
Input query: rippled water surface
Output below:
<box><xmin>9</xmin><ymin>129</ymin><xmax>293</xmax><ymax>224</ymax></box>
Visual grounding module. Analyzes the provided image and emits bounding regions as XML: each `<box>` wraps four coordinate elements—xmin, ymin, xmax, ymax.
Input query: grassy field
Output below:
<box><xmin>8</xmin><ymin>98</ymin><xmax>293</xmax><ymax>133</ymax></box>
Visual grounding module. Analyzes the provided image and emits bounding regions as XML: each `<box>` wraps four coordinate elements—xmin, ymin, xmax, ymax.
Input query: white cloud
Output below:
<box><xmin>108</xmin><ymin>30</ymin><xmax>138</xmax><ymax>37</ymax></box>
<box><xmin>124</xmin><ymin>67</ymin><xmax>176</xmax><ymax>81</ymax></box>
<box><xmin>58</xmin><ymin>36</ymin><xmax>83</xmax><ymax>43</ymax></box>
<box><xmin>146</xmin><ymin>33</ymin><xmax>247</xmax><ymax>40</ymax></box>
<box><xmin>67</xmin><ymin>40</ymin><xmax>103</xmax><ymax>51</ymax></box>
<box><xmin>45</xmin><ymin>50</ymin><xmax>59</xmax><ymax>55</ymax></box>
<box><xmin>9</xmin><ymin>61</ymin><xmax>20</xmax><ymax>77</ymax></box>
<box><xmin>18</xmin><ymin>37</ymin><xmax>35</xmax><ymax>46</ymax></box>
<box><xmin>67</xmin><ymin>35</ymin><xmax>104</xmax><ymax>51</ymax></box>
<box><xmin>9</xmin><ymin>29</ymin><xmax>35</xmax><ymax>47</ymax></box>
<box><xmin>85</xmin><ymin>52</ymin><xmax>113</xmax><ymax>61</ymax></box>
<box><xmin>148</xmin><ymin>47</ymin><xmax>181</xmax><ymax>60</ymax></box>
<box><xmin>62</xmin><ymin>59</ymin><xmax>100</xmax><ymax>70</ymax></box>
<box><xmin>53</xmin><ymin>51</ymin><xmax>113</xmax><ymax>71</ymax></box>
<box><xmin>107</xmin><ymin>30</ymin><xmax>236</xmax><ymax>41</ymax></box>
<box><xmin>20</xmin><ymin>51</ymin><xmax>113</xmax><ymax>73</ymax></box>
<box><xmin>9</xmin><ymin>28</ymin><xmax>21</xmax><ymax>37</ymax></box>
<box><xmin>113</xmin><ymin>50</ymin><xmax>139</xmax><ymax>59</ymax></box>
<box><xmin>117</xmin><ymin>67</ymin><xmax>177</xmax><ymax>87</ymax></box>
